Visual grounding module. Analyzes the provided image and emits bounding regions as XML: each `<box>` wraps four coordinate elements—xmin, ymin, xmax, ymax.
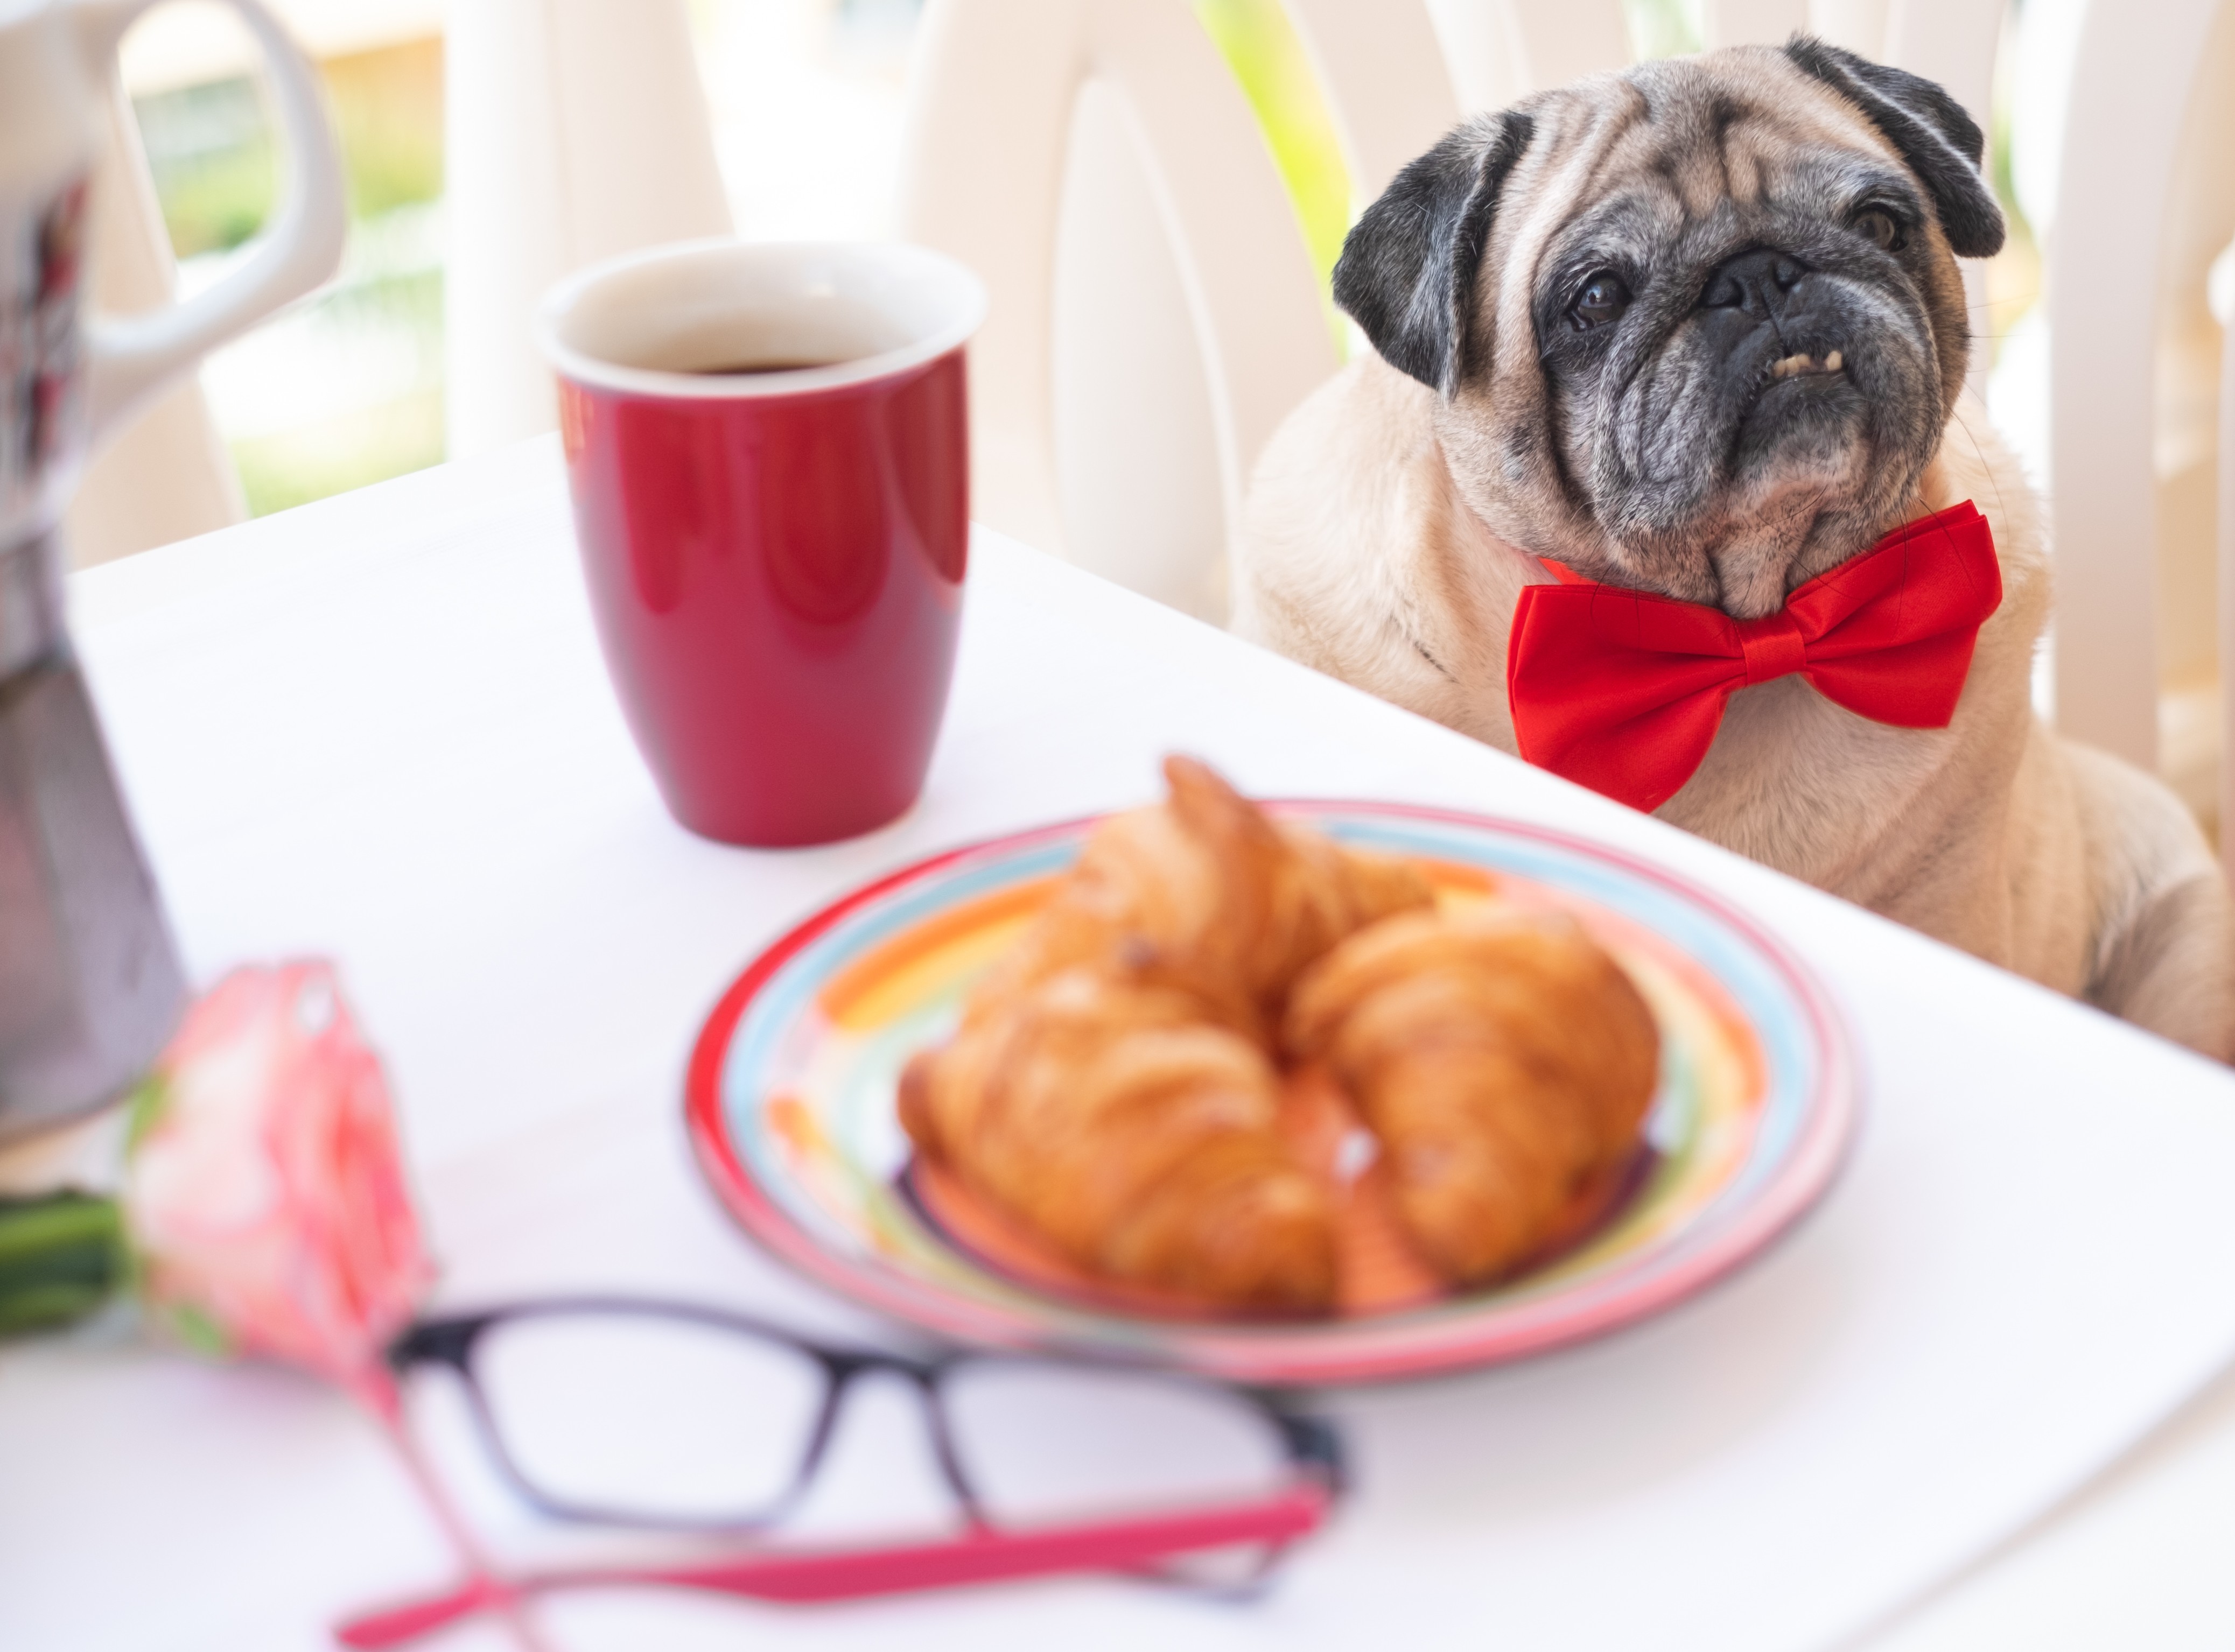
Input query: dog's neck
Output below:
<box><xmin>1511</xmin><ymin>463</ymin><xmax>1952</xmax><ymax>617</ymax></box>
<box><xmin>1703</xmin><ymin>488</ymin><xmax>1844</xmax><ymax>618</ymax></box>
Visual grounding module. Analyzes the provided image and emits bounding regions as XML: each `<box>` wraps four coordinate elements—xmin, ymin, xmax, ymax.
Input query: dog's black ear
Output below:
<box><xmin>1333</xmin><ymin>110</ymin><xmax>1533</xmax><ymax>395</ymax></box>
<box><xmin>1783</xmin><ymin>36</ymin><xmax>2005</xmax><ymax>258</ymax></box>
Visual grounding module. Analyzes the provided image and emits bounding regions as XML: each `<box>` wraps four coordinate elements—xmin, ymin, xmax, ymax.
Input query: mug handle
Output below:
<box><xmin>68</xmin><ymin>0</ymin><xmax>347</xmax><ymax>447</ymax></box>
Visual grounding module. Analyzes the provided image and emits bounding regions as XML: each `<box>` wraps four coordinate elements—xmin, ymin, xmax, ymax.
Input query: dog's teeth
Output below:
<box><xmin>1771</xmin><ymin>351</ymin><xmax>1841</xmax><ymax>380</ymax></box>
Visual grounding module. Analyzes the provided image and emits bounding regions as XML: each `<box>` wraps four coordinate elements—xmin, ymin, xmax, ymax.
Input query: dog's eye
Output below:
<box><xmin>1852</xmin><ymin>208</ymin><xmax>1905</xmax><ymax>251</ymax></box>
<box><xmin>1570</xmin><ymin>272</ymin><xmax>1631</xmax><ymax>331</ymax></box>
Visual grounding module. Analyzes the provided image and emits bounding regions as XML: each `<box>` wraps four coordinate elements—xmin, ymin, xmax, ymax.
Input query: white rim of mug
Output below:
<box><xmin>537</xmin><ymin>237</ymin><xmax>990</xmax><ymax>401</ymax></box>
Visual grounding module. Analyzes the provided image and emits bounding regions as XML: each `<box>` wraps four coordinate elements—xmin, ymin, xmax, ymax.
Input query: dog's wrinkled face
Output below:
<box><xmin>1334</xmin><ymin>41</ymin><xmax>2003</xmax><ymax>618</ymax></box>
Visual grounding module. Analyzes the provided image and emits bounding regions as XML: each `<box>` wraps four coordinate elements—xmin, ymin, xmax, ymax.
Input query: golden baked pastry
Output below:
<box><xmin>967</xmin><ymin>755</ymin><xmax>1434</xmax><ymax>1042</ymax></box>
<box><xmin>900</xmin><ymin>757</ymin><xmax>1659</xmax><ymax>1311</ymax></box>
<box><xmin>1284</xmin><ymin>906</ymin><xmax>1660</xmax><ymax>1285</ymax></box>
<box><xmin>899</xmin><ymin>966</ymin><xmax>1336</xmax><ymax>1310</ymax></box>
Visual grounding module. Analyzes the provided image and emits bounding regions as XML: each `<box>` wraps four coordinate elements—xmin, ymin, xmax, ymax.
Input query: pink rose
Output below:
<box><xmin>124</xmin><ymin>962</ymin><xmax>433</xmax><ymax>1387</ymax></box>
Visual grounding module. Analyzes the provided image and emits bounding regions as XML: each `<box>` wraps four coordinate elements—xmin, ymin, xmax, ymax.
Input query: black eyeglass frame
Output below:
<box><xmin>388</xmin><ymin>1295</ymin><xmax>1346</xmax><ymax>1538</ymax></box>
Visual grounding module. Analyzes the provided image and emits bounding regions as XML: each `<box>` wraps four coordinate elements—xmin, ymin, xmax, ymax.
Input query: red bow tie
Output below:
<box><xmin>1505</xmin><ymin>501</ymin><xmax>2002</xmax><ymax>812</ymax></box>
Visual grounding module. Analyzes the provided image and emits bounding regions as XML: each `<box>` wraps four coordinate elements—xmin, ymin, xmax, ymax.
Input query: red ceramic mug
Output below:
<box><xmin>540</xmin><ymin>241</ymin><xmax>987</xmax><ymax>847</ymax></box>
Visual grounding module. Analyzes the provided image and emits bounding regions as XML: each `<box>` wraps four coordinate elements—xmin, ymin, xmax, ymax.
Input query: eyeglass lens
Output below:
<box><xmin>937</xmin><ymin>1360</ymin><xmax>1293</xmax><ymax>1526</ymax></box>
<box><xmin>470</xmin><ymin>1309</ymin><xmax>829</xmax><ymax>1523</ymax></box>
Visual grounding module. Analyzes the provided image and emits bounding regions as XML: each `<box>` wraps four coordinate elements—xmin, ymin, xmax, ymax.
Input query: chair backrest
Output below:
<box><xmin>899</xmin><ymin>0</ymin><xmax>1337</xmax><ymax>621</ymax></box>
<box><xmin>444</xmin><ymin>0</ymin><xmax>731</xmax><ymax>461</ymax></box>
<box><xmin>1428</xmin><ymin>1</ymin><xmax>1998</xmax><ymax>138</ymax></box>
<box><xmin>63</xmin><ymin>75</ymin><xmax>246</xmax><ymax>567</ymax></box>
<box><xmin>2043</xmin><ymin>0</ymin><xmax>2227</xmax><ymax>775</ymax></box>
<box><xmin>900</xmin><ymin>0</ymin><xmax>2008</xmax><ymax>621</ymax></box>
<box><xmin>1283</xmin><ymin>0</ymin><xmax>1458</xmax><ymax>201</ymax></box>
<box><xmin>2220</xmin><ymin>237</ymin><xmax>2235</xmax><ymax>874</ymax></box>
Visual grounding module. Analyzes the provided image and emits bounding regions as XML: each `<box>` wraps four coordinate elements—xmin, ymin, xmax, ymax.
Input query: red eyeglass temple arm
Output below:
<box><xmin>333</xmin><ymin>1481</ymin><xmax>1334</xmax><ymax>1649</ymax></box>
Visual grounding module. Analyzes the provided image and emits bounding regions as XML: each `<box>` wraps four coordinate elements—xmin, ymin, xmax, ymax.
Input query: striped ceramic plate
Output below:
<box><xmin>687</xmin><ymin>805</ymin><xmax>1856</xmax><ymax>1387</ymax></box>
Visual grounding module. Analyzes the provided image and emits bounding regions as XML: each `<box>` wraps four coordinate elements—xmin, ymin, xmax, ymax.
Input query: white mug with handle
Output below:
<box><xmin>0</xmin><ymin>0</ymin><xmax>346</xmax><ymax>549</ymax></box>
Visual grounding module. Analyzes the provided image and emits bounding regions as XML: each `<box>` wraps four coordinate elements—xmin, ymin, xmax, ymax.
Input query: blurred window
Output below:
<box><xmin>126</xmin><ymin>4</ymin><xmax>443</xmax><ymax>515</ymax></box>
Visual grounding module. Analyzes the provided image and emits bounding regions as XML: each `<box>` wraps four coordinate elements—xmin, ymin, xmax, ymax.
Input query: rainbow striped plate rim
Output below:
<box><xmin>686</xmin><ymin>805</ymin><xmax>1858</xmax><ymax>1387</ymax></box>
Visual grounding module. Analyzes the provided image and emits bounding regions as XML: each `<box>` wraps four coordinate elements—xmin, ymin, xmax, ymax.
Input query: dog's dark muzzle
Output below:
<box><xmin>1697</xmin><ymin>248</ymin><xmax>1854</xmax><ymax>398</ymax></box>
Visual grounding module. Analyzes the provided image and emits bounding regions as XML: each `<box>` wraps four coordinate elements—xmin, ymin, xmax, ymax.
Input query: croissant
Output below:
<box><xmin>899</xmin><ymin>967</ymin><xmax>1336</xmax><ymax>1309</ymax></box>
<box><xmin>969</xmin><ymin>756</ymin><xmax>1434</xmax><ymax>1039</ymax></box>
<box><xmin>1285</xmin><ymin>906</ymin><xmax>1660</xmax><ymax>1285</ymax></box>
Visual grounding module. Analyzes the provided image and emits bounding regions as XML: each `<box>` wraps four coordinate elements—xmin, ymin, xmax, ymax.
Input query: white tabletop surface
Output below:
<box><xmin>10</xmin><ymin>435</ymin><xmax>2235</xmax><ymax>1651</ymax></box>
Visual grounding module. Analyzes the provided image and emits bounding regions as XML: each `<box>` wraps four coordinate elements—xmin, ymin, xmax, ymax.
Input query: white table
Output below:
<box><xmin>9</xmin><ymin>436</ymin><xmax>2235</xmax><ymax>1651</ymax></box>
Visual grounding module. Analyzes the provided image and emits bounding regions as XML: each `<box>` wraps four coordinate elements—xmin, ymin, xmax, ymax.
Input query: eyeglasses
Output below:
<box><xmin>335</xmin><ymin>1296</ymin><xmax>1344</xmax><ymax>1647</ymax></box>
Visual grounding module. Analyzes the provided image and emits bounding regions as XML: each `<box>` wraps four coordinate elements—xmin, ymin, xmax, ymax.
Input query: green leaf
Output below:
<box><xmin>123</xmin><ymin>1073</ymin><xmax>170</xmax><ymax>1155</ymax></box>
<box><xmin>166</xmin><ymin>1301</ymin><xmax>234</xmax><ymax>1359</ymax></box>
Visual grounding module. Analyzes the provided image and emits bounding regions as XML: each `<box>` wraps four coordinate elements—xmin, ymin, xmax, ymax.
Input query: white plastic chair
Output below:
<box><xmin>1428</xmin><ymin>0</ymin><xmax>1630</xmax><ymax>108</ymax></box>
<box><xmin>2039</xmin><ymin>0</ymin><xmax>2227</xmax><ymax>779</ymax></box>
<box><xmin>1283</xmin><ymin>0</ymin><xmax>1458</xmax><ymax>202</ymax></box>
<box><xmin>897</xmin><ymin>0</ymin><xmax>1337</xmax><ymax>621</ymax></box>
<box><xmin>900</xmin><ymin>0</ymin><xmax>2008</xmax><ymax>623</ymax></box>
<box><xmin>2219</xmin><ymin>237</ymin><xmax>2235</xmax><ymax>874</ymax></box>
<box><xmin>1422</xmin><ymin>0</ymin><xmax>1999</xmax><ymax>133</ymax></box>
<box><xmin>2220</xmin><ymin>238</ymin><xmax>2235</xmax><ymax>875</ymax></box>
<box><xmin>443</xmin><ymin>0</ymin><xmax>732</xmax><ymax>460</ymax></box>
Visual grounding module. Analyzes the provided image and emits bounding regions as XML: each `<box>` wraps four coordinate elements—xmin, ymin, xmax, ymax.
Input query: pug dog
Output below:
<box><xmin>1232</xmin><ymin>39</ymin><xmax>2235</xmax><ymax>1057</ymax></box>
